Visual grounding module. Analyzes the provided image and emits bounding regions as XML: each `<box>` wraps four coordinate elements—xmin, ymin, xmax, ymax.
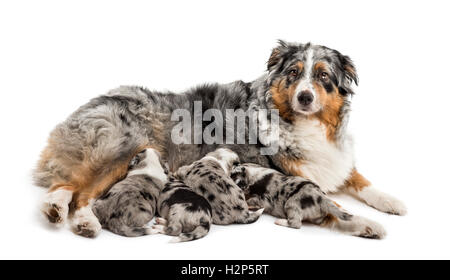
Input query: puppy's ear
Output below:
<box><xmin>267</xmin><ymin>40</ymin><xmax>288</xmax><ymax>70</ymax></box>
<box><xmin>335</xmin><ymin>51</ymin><xmax>359</xmax><ymax>95</ymax></box>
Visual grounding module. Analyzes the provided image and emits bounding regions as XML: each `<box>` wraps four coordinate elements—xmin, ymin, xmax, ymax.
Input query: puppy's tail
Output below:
<box><xmin>235</xmin><ymin>208</ymin><xmax>265</xmax><ymax>224</ymax></box>
<box><xmin>170</xmin><ymin>219</ymin><xmax>211</xmax><ymax>243</ymax></box>
<box><xmin>319</xmin><ymin>200</ymin><xmax>387</xmax><ymax>239</ymax></box>
<box><xmin>322</xmin><ymin>201</ymin><xmax>353</xmax><ymax>221</ymax></box>
<box><xmin>108</xmin><ymin>224</ymin><xmax>153</xmax><ymax>237</ymax></box>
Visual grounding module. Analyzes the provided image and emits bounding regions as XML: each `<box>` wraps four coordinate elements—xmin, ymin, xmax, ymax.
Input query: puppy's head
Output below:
<box><xmin>230</xmin><ymin>164</ymin><xmax>249</xmax><ymax>190</ymax></box>
<box><xmin>267</xmin><ymin>41</ymin><xmax>358</xmax><ymax>121</ymax></box>
<box><xmin>128</xmin><ymin>148</ymin><xmax>169</xmax><ymax>186</ymax></box>
<box><xmin>205</xmin><ymin>148</ymin><xmax>240</xmax><ymax>174</ymax></box>
<box><xmin>128</xmin><ymin>149</ymin><xmax>148</xmax><ymax>171</ymax></box>
<box><xmin>129</xmin><ymin>148</ymin><xmax>168</xmax><ymax>173</ymax></box>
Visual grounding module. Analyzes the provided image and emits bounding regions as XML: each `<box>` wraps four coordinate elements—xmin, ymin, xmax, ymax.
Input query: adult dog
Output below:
<box><xmin>35</xmin><ymin>40</ymin><xmax>406</xmax><ymax>237</ymax></box>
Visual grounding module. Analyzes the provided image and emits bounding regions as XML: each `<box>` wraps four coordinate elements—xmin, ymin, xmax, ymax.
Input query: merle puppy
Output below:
<box><xmin>92</xmin><ymin>148</ymin><xmax>168</xmax><ymax>237</ymax></box>
<box><xmin>231</xmin><ymin>163</ymin><xmax>386</xmax><ymax>239</ymax></box>
<box><xmin>151</xmin><ymin>177</ymin><xmax>212</xmax><ymax>243</ymax></box>
<box><xmin>174</xmin><ymin>148</ymin><xmax>264</xmax><ymax>225</ymax></box>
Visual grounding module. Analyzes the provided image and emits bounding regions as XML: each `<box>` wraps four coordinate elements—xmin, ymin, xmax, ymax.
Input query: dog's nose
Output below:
<box><xmin>298</xmin><ymin>91</ymin><xmax>314</xmax><ymax>106</ymax></box>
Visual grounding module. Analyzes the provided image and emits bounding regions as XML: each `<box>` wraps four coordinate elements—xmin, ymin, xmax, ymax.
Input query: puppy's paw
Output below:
<box><xmin>41</xmin><ymin>189</ymin><xmax>72</xmax><ymax>226</ymax></box>
<box><xmin>169</xmin><ymin>237</ymin><xmax>182</xmax><ymax>243</ymax></box>
<box><xmin>149</xmin><ymin>224</ymin><xmax>166</xmax><ymax>234</ymax></box>
<box><xmin>155</xmin><ymin>217</ymin><xmax>168</xmax><ymax>226</ymax></box>
<box><xmin>248</xmin><ymin>206</ymin><xmax>261</xmax><ymax>211</ymax></box>
<box><xmin>275</xmin><ymin>219</ymin><xmax>289</xmax><ymax>227</ymax></box>
<box><xmin>71</xmin><ymin>206</ymin><xmax>102</xmax><ymax>238</ymax></box>
<box><xmin>254</xmin><ymin>208</ymin><xmax>265</xmax><ymax>216</ymax></box>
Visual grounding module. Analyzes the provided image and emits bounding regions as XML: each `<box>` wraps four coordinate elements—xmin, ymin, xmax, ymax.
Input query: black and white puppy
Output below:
<box><xmin>151</xmin><ymin>177</ymin><xmax>212</xmax><ymax>243</ymax></box>
<box><xmin>231</xmin><ymin>163</ymin><xmax>387</xmax><ymax>239</ymax></box>
<box><xmin>175</xmin><ymin>148</ymin><xmax>264</xmax><ymax>225</ymax></box>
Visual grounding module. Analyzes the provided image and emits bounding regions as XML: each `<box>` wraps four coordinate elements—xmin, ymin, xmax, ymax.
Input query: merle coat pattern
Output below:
<box><xmin>153</xmin><ymin>177</ymin><xmax>212</xmax><ymax>243</ymax></box>
<box><xmin>231</xmin><ymin>163</ymin><xmax>386</xmax><ymax>239</ymax></box>
<box><xmin>92</xmin><ymin>148</ymin><xmax>167</xmax><ymax>237</ymax></box>
<box><xmin>35</xmin><ymin>41</ymin><xmax>403</xmax><ymax>238</ymax></box>
<box><xmin>175</xmin><ymin>149</ymin><xmax>264</xmax><ymax>225</ymax></box>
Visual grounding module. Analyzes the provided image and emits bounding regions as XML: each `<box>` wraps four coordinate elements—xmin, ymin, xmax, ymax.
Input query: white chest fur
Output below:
<box><xmin>278</xmin><ymin>119</ymin><xmax>355</xmax><ymax>193</ymax></box>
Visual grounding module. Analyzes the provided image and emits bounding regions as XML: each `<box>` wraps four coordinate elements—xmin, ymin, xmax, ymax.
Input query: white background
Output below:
<box><xmin>1</xmin><ymin>0</ymin><xmax>449</xmax><ymax>260</ymax></box>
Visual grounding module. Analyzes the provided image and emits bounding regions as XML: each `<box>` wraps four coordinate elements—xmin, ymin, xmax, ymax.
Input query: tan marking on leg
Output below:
<box><xmin>70</xmin><ymin>144</ymin><xmax>155</xmax><ymax>210</ymax></box>
<box><xmin>48</xmin><ymin>184</ymin><xmax>76</xmax><ymax>193</ymax></box>
<box><xmin>333</xmin><ymin>201</ymin><xmax>342</xmax><ymax>208</ymax></box>
<box><xmin>320</xmin><ymin>214</ymin><xmax>339</xmax><ymax>228</ymax></box>
<box><xmin>344</xmin><ymin>169</ymin><xmax>371</xmax><ymax>192</ymax></box>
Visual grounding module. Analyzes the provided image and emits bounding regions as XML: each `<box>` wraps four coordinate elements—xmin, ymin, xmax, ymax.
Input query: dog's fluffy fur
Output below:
<box><xmin>35</xmin><ymin>41</ymin><xmax>406</xmax><ymax>237</ymax></box>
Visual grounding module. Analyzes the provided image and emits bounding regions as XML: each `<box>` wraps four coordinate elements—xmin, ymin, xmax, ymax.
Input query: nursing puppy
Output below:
<box><xmin>92</xmin><ymin>148</ymin><xmax>168</xmax><ymax>237</ymax></box>
<box><xmin>175</xmin><ymin>148</ymin><xmax>264</xmax><ymax>225</ymax></box>
<box><xmin>231</xmin><ymin>163</ymin><xmax>386</xmax><ymax>239</ymax></box>
<box><xmin>152</xmin><ymin>177</ymin><xmax>212</xmax><ymax>243</ymax></box>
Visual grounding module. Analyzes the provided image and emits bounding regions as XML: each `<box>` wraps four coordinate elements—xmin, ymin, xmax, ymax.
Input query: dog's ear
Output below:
<box><xmin>267</xmin><ymin>40</ymin><xmax>288</xmax><ymax>71</ymax></box>
<box><xmin>335</xmin><ymin>51</ymin><xmax>359</xmax><ymax>95</ymax></box>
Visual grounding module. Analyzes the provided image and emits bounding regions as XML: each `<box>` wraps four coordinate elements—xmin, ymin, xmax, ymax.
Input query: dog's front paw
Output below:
<box><xmin>351</xmin><ymin>186</ymin><xmax>408</xmax><ymax>216</ymax></box>
<box><xmin>351</xmin><ymin>216</ymin><xmax>387</xmax><ymax>239</ymax></box>
<box><xmin>71</xmin><ymin>206</ymin><xmax>102</xmax><ymax>238</ymax></box>
<box><xmin>381</xmin><ymin>197</ymin><xmax>407</xmax><ymax>216</ymax></box>
<box><xmin>368</xmin><ymin>192</ymin><xmax>407</xmax><ymax>216</ymax></box>
<box><xmin>41</xmin><ymin>189</ymin><xmax>72</xmax><ymax>226</ymax></box>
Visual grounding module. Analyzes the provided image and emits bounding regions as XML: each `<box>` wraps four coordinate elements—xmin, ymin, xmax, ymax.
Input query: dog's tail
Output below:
<box><xmin>235</xmin><ymin>208</ymin><xmax>265</xmax><ymax>224</ymax></box>
<box><xmin>170</xmin><ymin>219</ymin><xmax>211</xmax><ymax>243</ymax></box>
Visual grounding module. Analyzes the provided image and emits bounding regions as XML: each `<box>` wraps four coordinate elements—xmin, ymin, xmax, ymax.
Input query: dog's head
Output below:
<box><xmin>266</xmin><ymin>41</ymin><xmax>358</xmax><ymax>121</ymax></box>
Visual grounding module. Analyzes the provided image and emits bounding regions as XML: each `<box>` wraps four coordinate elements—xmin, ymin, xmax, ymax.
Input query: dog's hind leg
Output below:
<box><xmin>275</xmin><ymin>201</ymin><xmax>303</xmax><ymax>229</ymax></box>
<box><xmin>41</xmin><ymin>184</ymin><xmax>75</xmax><ymax>226</ymax></box>
<box><xmin>344</xmin><ymin>169</ymin><xmax>407</xmax><ymax>216</ymax></box>
<box><xmin>171</xmin><ymin>224</ymin><xmax>210</xmax><ymax>243</ymax></box>
<box><xmin>165</xmin><ymin>220</ymin><xmax>183</xmax><ymax>237</ymax></box>
<box><xmin>69</xmin><ymin>160</ymin><xmax>133</xmax><ymax>238</ymax></box>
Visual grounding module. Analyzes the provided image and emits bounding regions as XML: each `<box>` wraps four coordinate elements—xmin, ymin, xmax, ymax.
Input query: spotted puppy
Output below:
<box><xmin>151</xmin><ymin>177</ymin><xmax>212</xmax><ymax>243</ymax></box>
<box><xmin>92</xmin><ymin>148</ymin><xmax>168</xmax><ymax>237</ymax></box>
<box><xmin>231</xmin><ymin>163</ymin><xmax>386</xmax><ymax>239</ymax></box>
<box><xmin>175</xmin><ymin>148</ymin><xmax>264</xmax><ymax>225</ymax></box>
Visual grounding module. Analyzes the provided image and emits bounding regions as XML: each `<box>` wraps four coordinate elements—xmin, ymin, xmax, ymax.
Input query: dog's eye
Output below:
<box><xmin>289</xmin><ymin>69</ymin><xmax>298</xmax><ymax>77</ymax></box>
<box><xmin>320</xmin><ymin>72</ymin><xmax>329</xmax><ymax>81</ymax></box>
